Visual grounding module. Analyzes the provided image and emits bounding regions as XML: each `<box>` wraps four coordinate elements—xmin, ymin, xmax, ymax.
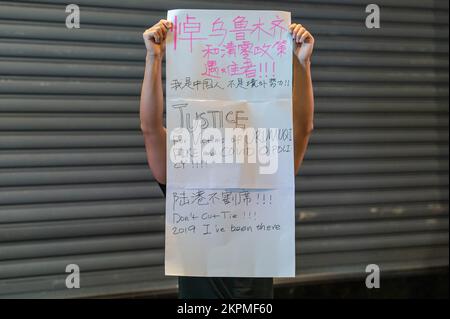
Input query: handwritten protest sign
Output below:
<box><xmin>166</xmin><ymin>10</ymin><xmax>292</xmax><ymax>101</ymax></box>
<box><xmin>166</xmin><ymin>98</ymin><xmax>294</xmax><ymax>188</ymax></box>
<box><xmin>165</xmin><ymin>188</ymin><xmax>295</xmax><ymax>277</ymax></box>
<box><xmin>165</xmin><ymin>9</ymin><xmax>295</xmax><ymax>277</ymax></box>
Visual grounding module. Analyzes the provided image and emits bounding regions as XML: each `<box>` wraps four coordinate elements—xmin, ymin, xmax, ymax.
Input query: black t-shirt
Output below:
<box><xmin>158</xmin><ymin>182</ymin><xmax>273</xmax><ymax>299</ymax></box>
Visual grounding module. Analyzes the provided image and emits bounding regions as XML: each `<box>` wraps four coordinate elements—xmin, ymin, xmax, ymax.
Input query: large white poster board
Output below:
<box><xmin>165</xmin><ymin>9</ymin><xmax>295</xmax><ymax>277</ymax></box>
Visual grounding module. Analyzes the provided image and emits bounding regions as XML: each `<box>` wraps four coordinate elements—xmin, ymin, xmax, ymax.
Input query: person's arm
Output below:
<box><xmin>140</xmin><ymin>20</ymin><xmax>172</xmax><ymax>185</ymax></box>
<box><xmin>289</xmin><ymin>23</ymin><xmax>315</xmax><ymax>174</ymax></box>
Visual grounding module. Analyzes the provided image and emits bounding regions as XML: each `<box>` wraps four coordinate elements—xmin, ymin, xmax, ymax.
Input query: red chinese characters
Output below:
<box><xmin>171</xmin><ymin>14</ymin><xmax>289</xmax><ymax>80</ymax></box>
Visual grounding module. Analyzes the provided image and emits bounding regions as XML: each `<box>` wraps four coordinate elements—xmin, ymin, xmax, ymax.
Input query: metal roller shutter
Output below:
<box><xmin>0</xmin><ymin>0</ymin><xmax>448</xmax><ymax>298</ymax></box>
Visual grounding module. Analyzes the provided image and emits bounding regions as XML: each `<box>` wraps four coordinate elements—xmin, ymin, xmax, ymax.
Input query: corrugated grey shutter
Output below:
<box><xmin>0</xmin><ymin>0</ymin><xmax>448</xmax><ymax>298</ymax></box>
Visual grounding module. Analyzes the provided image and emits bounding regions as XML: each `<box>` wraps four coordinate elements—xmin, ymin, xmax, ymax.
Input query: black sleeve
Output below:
<box><xmin>157</xmin><ymin>182</ymin><xmax>166</xmax><ymax>197</ymax></box>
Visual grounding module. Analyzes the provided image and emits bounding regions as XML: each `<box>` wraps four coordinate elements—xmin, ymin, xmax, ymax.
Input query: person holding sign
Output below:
<box><xmin>140</xmin><ymin>17</ymin><xmax>315</xmax><ymax>298</ymax></box>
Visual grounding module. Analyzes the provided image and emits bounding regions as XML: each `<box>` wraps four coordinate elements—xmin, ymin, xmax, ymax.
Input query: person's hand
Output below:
<box><xmin>289</xmin><ymin>23</ymin><xmax>315</xmax><ymax>67</ymax></box>
<box><xmin>143</xmin><ymin>19</ymin><xmax>172</xmax><ymax>58</ymax></box>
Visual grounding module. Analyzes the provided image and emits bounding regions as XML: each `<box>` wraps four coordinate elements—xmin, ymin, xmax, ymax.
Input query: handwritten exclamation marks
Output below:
<box><xmin>242</xmin><ymin>211</ymin><xmax>257</xmax><ymax>220</ymax></box>
<box><xmin>256</xmin><ymin>192</ymin><xmax>273</xmax><ymax>205</ymax></box>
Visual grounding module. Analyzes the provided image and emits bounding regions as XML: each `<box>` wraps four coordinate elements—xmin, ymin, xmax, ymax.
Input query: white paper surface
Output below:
<box><xmin>166</xmin><ymin>9</ymin><xmax>293</xmax><ymax>102</ymax></box>
<box><xmin>165</xmin><ymin>187</ymin><xmax>295</xmax><ymax>277</ymax></box>
<box><xmin>165</xmin><ymin>9</ymin><xmax>295</xmax><ymax>277</ymax></box>
<box><xmin>167</xmin><ymin>98</ymin><xmax>295</xmax><ymax>189</ymax></box>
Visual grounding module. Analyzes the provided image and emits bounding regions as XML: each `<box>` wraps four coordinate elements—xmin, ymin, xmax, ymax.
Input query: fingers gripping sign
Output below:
<box><xmin>143</xmin><ymin>19</ymin><xmax>173</xmax><ymax>58</ymax></box>
<box><xmin>288</xmin><ymin>23</ymin><xmax>315</xmax><ymax>67</ymax></box>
